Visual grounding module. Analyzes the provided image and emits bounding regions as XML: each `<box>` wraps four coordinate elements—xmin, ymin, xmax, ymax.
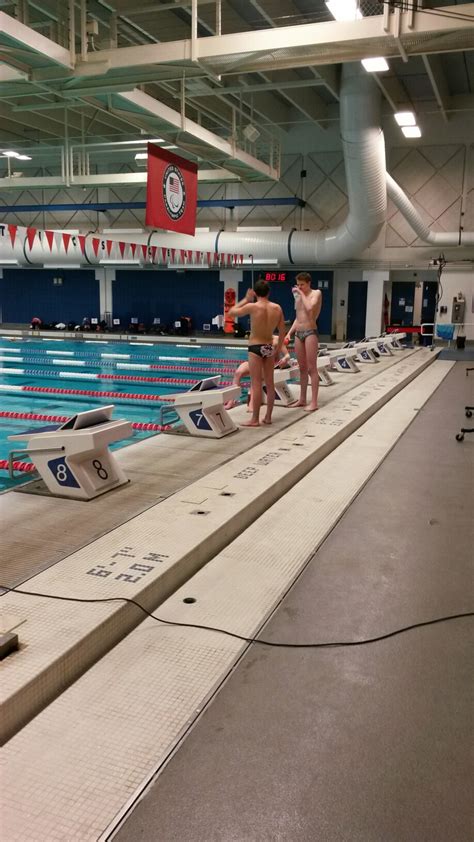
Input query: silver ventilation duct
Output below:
<box><xmin>386</xmin><ymin>172</ymin><xmax>474</xmax><ymax>247</ymax></box>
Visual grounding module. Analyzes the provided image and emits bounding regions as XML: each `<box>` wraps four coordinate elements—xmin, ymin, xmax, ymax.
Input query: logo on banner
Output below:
<box><xmin>163</xmin><ymin>165</ymin><xmax>186</xmax><ymax>221</ymax></box>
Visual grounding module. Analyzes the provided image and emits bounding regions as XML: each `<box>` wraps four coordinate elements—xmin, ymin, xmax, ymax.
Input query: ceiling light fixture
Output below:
<box><xmin>134</xmin><ymin>152</ymin><xmax>148</xmax><ymax>160</ymax></box>
<box><xmin>402</xmin><ymin>126</ymin><xmax>422</xmax><ymax>138</ymax></box>
<box><xmin>2</xmin><ymin>150</ymin><xmax>20</xmax><ymax>158</ymax></box>
<box><xmin>394</xmin><ymin>111</ymin><xmax>416</xmax><ymax>126</ymax></box>
<box><xmin>17</xmin><ymin>154</ymin><xmax>32</xmax><ymax>161</ymax></box>
<box><xmin>325</xmin><ymin>0</ymin><xmax>362</xmax><ymax>21</ymax></box>
<box><xmin>361</xmin><ymin>57</ymin><xmax>389</xmax><ymax>72</ymax></box>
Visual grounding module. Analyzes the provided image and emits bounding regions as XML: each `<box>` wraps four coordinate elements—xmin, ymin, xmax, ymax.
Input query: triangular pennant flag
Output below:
<box><xmin>161</xmin><ymin>247</ymin><xmax>168</xmax><ymax>262</ymax></box>
<box><xmin>8</xmin><ymin>224</ymin><xmax>17</xmax><ymax>247</ymax></box>
<box><xmin>92</xmin><ymin>238</ymin><xmax>100</xmax><ymax>257</ymax></box>
<box><xmin>180</xmin><ymin>248</ymin><xmax>186</xmax><ymax>262</ymax></box>
<box><xmin>227</xmin><ymin>253</ymin><xmax>232</xmax><ymax>266</ymax></box>
<box><xmin>130</xmin><ymin>242</ymin><xmax>137</xmax><ymax>258</ymax></box>
<box><xmin>118</xmin><ymin>241</ymin><xmax>126</xmax><ymax>258</ymax></box>
<box><xmin>141</xmin><ymin>244</ymin><xmax>148</xmax><ymax>260</ymax></box>
<box><xmin>206</xmin><ymin>251</ymin><xmax>211</xmax><ymax>265</ymax></box>
<box><xmin>239</xmin><ymin>254</ymin><xmax>243</xmax><ymax>265</ymax></box>
<box><xmin>78</xmin><ymin>235</ymin><xmax>86</xmax><ymax>255</ymax></box>
<box><xmin>214</xmin><ymin>252</ymin><xmax>219</xmax><ymax>265</ymax></box>
<box><xmin>196</xmin><ymin>251</ymin><xmax>201</xmax><ymax>263</ymax></box>
<box><xmin>106</xmin><ymin>239</ymin><xmax>113</xmax><ymax>256</ymax></box>
<box><xmin>62</xmin><ymin>232</ymin><xmax>71</xmax><ymax>253</ymax></box>
<box><xmin>26</xmin><ymin>228</ymin><xmax>37</xmax><ymax>250</ymax></box>
<box><xmin>45</xmin><ymin>230</ymin><xmax>54</xmax><ymax>252</ymax></box>
<box><xmin>170</xmin><ymin>248</ymin><xmax>176</xmax><ymax>262</ymax></box>
<box><xmin>187</xmin><ymin>249</ymin><xmax>193</xmax><ymax>262</ymax></box>
<box><xmin>150</xmin><ymin>245</ymin><xmax>157</xmax><ymax>262</ymax></box>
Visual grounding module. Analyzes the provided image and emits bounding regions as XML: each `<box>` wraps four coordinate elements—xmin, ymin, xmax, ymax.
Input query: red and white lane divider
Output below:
<box><xmin>0</xmin><ymin>459</ymin><xmax>36</xmax><ymax>474</ymax></box>
<box><xmin>0</xmin><ymin>384</ymin><xmax>175</xmax><ymax>402</ymax></box>
<box><xmin>0</xmin><ymin>366</ymin><xmax>233</xmax><ymax>387</ymax></box>
<box><xmin>0</xmin><ymin>410</ymin><xmax>172</xmax><ymax>432</ymax></box>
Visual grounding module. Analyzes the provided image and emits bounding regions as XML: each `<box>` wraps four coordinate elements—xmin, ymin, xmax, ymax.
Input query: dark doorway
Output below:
<box><xmin>421</xmin><ymin>281</ymin><xmax>438</xmax><ymax>325</ymax></box>
<box><xmin>390</xmin><ymin>282</ymin><xmax>415</xmax><ymax>326</ymax></box>
<box><xmin>347</xmin><ymin>281</ymin><xmax>368</xmax><ymax>341</ymax></box>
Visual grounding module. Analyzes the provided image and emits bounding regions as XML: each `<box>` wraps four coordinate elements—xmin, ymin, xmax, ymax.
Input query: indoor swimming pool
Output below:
<box><xmin>0</xmin><ymin>337</ymin><xmax>247</xmax><ymax>491</ymax></box>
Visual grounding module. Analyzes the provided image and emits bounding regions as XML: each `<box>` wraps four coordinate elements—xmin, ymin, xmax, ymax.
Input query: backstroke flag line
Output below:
<box><xmin>145</xmin><ymin>143</ymin><xmax>198</xmax><ymax>236</ymax></box>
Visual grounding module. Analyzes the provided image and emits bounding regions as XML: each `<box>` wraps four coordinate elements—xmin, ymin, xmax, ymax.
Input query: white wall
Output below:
<box><xmin>437</xmin><ymin>269</ymin><xmax>474</xmax><ymax>340</ymax></box>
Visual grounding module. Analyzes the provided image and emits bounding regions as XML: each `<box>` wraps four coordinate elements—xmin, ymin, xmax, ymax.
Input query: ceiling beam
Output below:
<box><xmin>422</xmin><ymin>53</ymin><xmax>450</xmax><ymax>123</ymax></box>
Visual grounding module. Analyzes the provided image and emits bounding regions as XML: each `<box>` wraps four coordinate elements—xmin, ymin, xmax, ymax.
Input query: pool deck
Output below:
<box><xmin>2</xmin><ymin>348</ymin><xmax>415</xmax><ymax>589</ymax></box>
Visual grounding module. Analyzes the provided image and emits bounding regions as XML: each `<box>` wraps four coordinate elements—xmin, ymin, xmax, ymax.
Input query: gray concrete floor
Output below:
<box><xmin>114</xmin><ymin>362</ymin><xmax>474</xmax><ymax>842</ymax></box>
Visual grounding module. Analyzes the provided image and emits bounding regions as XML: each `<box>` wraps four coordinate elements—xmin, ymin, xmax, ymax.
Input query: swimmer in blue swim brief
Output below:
<box><xmin>285</xmin><ymin>272</ymin><xmax>322</xmax><ymax>411</ymax></box>
<box><xmin>228</xmin><ymin>280</ymin><xmax>285</xmax><ymax>427</ymax></box>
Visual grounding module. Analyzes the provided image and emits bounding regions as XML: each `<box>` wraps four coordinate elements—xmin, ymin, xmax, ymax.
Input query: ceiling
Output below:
<box><xmin>0</xmin><ymin>0</ymin><xmax>473</xmax><ymax>188</ymax></box>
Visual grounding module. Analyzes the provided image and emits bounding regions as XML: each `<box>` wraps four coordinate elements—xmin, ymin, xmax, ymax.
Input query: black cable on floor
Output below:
<box><xmin>1</xmin><ymin>584</ymin><xmax>472</xmax><ymax>649</ymax></box>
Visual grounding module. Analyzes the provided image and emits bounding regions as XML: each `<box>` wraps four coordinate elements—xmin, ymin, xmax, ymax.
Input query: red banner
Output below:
<box><xmin>8</xmin><ymin>224</ymin><xmax>17</xmax><ymax>247</ymax></box>
<box><xmin>145</xmin><ymin>144</ymin><xmax>198</xmax><ymax>235</ymax></box>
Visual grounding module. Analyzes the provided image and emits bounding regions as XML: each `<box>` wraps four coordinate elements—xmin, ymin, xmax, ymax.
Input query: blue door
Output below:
<box><xmin>347</xmin><ymin>282</ymin><xmax>368</xmax><ymax>341</ymax></box>
<box><xmin>421</xmin><ymin>282</ymin><xmax>437</xmax><ymax>325</ymax></box>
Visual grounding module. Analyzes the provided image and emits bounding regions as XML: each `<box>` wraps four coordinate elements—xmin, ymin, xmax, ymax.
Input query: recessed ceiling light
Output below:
<box><xmin>361</xmin><ymin>57</ymin><xmax>389</xmax><ymax>72</ymax></box>
<box><xmin>402</xmin><ymin>125</ymin><xmax>422</xmax><ymax>138</ymax></box>
<box><xmin>325</xmin><ymin>0</ymin><xmax>362</xmax><ymax>21</ymax></box>
<box><xmin>394</xmin><ymin>111</ymin><xmax>416</xmax><ymax>126</ymax></box>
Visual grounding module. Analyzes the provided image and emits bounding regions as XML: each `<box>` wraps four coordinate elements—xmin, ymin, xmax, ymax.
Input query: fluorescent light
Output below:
<box><xmin>135</xmin><ymin>153</ymin><xmax>148</xmax><ymax>160</ymax></box>
<box><xmin>325</xmin><ymin>0</ymin><xmax>362</xmax><ymax>21</ymax></box>
<box><xmin>394</xmin><ymin>111</ymin><xmax>416</xmax><ymax>126</ymax></box>
<box><xmin>402</xmin><ymin>125</ymin><xmax>422</xmax><ymax>138</ymax></box>
<box><xmin>2</xmin><ymin>150</ymin><xmax>20</xmax><ymax>158</ymax></box>
<box><xmin>362</xmin><ymin>57</ymin><xmax>389</xmax><ymax>72</ymax></box>
<box><xmin>17</xmin><ymin>154</ymin><xmax>32</xmax><ymax>160</ymax></box>
<box><xmin>162</xmin><ymin>145</ymin><xmax>178</xmax><ymax>150</ymax></box>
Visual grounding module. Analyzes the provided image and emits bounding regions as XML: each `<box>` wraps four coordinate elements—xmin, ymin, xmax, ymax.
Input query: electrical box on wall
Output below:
<box><xmin>451</xmin><ymin>295</ymin><xmax>465</xmax><ymax>323</ymax></box>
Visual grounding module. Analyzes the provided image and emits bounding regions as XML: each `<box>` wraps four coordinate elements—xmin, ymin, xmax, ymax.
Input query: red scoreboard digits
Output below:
<box><xmin>264</xmin><ymin>271</ymin><xmax>287</xmax><ymax>282</ymax></box>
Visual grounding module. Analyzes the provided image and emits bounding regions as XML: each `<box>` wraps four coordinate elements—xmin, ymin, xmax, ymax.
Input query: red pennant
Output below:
<box><xmin>92</xmin><ymin>238</ymin><xmax>100</xmax><ymax>257</ymax></box>
<box><xmin>118</xmin><ymin>241</ymin><xmax>126</xmax><ymax>258</ymax></box>
<box><xmin>106</xmin><ymin>240</ymin><xmax>113</xmax><ymax>257</ymax></box>
<box><xmin>8</xmin><ymin>224</ymin><xmax>17</xmax><ymax>247</ymax></box>
<box><xmin>78</xmin><ymin>235</ymin><xmax>86</xmax><ymax>254</ymax></box>
<box><xmin>150</xmin><ymin>245</ymin><xmax>157</xmax><ymax>262</ymax></box>
<box><xmin>187</xmin><ymin>249</ymin><xmax>193</xmax><ymax>262</ymax></box>
<box><xmin>214</xmin><ymin>252</ymin><xmax>219</xmax><ymax>265</ymax></box>
<box><xmin>141</xmin><ymin>244</ymin><xmax>148</xmax><ymax>260</ymax></box>
<box><xmin>239</xmin><ymin>254</ymin><xmax>243</xmax><ymax>265</ymax></box>
<box><xmin>44</xmin><ymin>230</ymin><xmax>54</xmax><ymax>252</ymax></box>
<box><xmin>161</xmin><ymin>247</ymin><xmax>168</xmax><ymax>262</ymax></box>
<box><xmin>26</xmin><ymin>228</ymin><xmax>37</xmax><ymax>250</ymax></box>
<box><xmin>170</xmin><ymin>248</ymin><xmax>176</xmax><ymax>262</ymax></box>
<box><xmin>130</xmin><ymin>242</ymin><xmax>137</xmax><ymax>258</ymax></box>
<box><xmin>180</xmin><ymin>248</ymin><xmax>186</xmax><ymax>262</ymax></box>
<box><xmin>206</xmin><ymin>251</ymin><xmax>211</xmax><ymax>265</ymax></box>
<box><xmin>62</xmin><ymin>232</ymin><xmax>71</xmax><ymax>253</ymax></box>
<box><xmin>196</xmin><ymin>251</ymin><xmax>201</xmax><ymax>263</ymax></box>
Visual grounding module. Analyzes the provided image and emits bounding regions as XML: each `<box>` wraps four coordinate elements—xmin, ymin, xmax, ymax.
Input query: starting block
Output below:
<box><xmin>317</xmin><ymin>355</ymin><xmax>336</xmax><ymax>386</ymax></box>
<box><xmin>8</xmin><ymin>405</ymin><xmax>132</xmax><ymax>500</ymax></box>
<box><xmin>352</xmin><ymin>341</ymin><xmax>380</xmax><ymax>363</ymax></box>
<box><xmin>263</xmin><ymin>366</ymin><xmax>299</xmax><ymax>406</ymax></box>
<box><xmin>171</xmin><ymin>376</ymin><xmax>240</xmax><ymax>438</ymax></box>
<box><xmin>386</xmin><ymin>331</ymin><xmax>406</xmax><ymax>349</ymax></box>
<box><xmin>328</xmin><ymin>347</ymin><xmax>360</xmax><ymax>373</ymax></box>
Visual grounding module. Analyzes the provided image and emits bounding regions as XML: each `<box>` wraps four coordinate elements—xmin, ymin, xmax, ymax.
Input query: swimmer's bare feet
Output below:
<box><xmin>262</xmin><ymin>417</ymin><xmax>272</xmax><ymax>425</ymax></box>
<box><xmin>241</xmin><ymin>419</ymin><xmax>260</xmax><ymax>427</ymax></box>
<box><xmin>289</xmin><ymin>400</ymin><xmax>306</xmax><ymax>408</ymax></box>
<box><xmin>304</xmin><ymin>404</ymin><xmax>318</xmax><ymax>412</ymax></box>
<box><xmin>224</xmin><ymin>400</ymin><xmax>238</xmax><ymax>410</ymax></box>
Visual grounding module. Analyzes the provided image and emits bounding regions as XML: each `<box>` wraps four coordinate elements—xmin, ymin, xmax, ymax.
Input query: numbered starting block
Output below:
<box><xmin>8</xmin><ymin>405</ymin><xmax>132</xmax><ymax>500</ymax></box>
<box><xmin>385</xmin><ymin>331</ymin><xmax>406</xmax><ymax>349</ymax></box>
<box><xmin>328</xmin><ymin>347</ymin><xmax>360</xmax><ymax>373</ymax></box>
<box><xmin>171</xmin><ymin>376</ymin><xmax>240</xmax><ymax>438</ymax></box>
<box><xmin>263</xmin><ymin>366</ymin><xmax>300</xmax><ymax>406</ymax></box>
<box><xmin>317</xmin><ymin>355</ymin><xmax>336</xmax><ymax>386</ymax></box>
<box><xmin>352</xmin><ymin>340</ymin><xmax>380</xmax><ymax>363</ymax></box>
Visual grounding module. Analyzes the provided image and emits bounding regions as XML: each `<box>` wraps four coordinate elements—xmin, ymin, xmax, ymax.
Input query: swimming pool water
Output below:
<box><xmin>0</xmin><ymin>338</ymin><xmax>247</xmax><ymax>491</ymax></box>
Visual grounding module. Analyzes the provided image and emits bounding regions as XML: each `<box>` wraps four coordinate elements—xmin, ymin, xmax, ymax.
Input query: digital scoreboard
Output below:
<box><xmin>264</xmin><ymin>271</ymin><xmax>287</xmax><ymax>282</ymax></box>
